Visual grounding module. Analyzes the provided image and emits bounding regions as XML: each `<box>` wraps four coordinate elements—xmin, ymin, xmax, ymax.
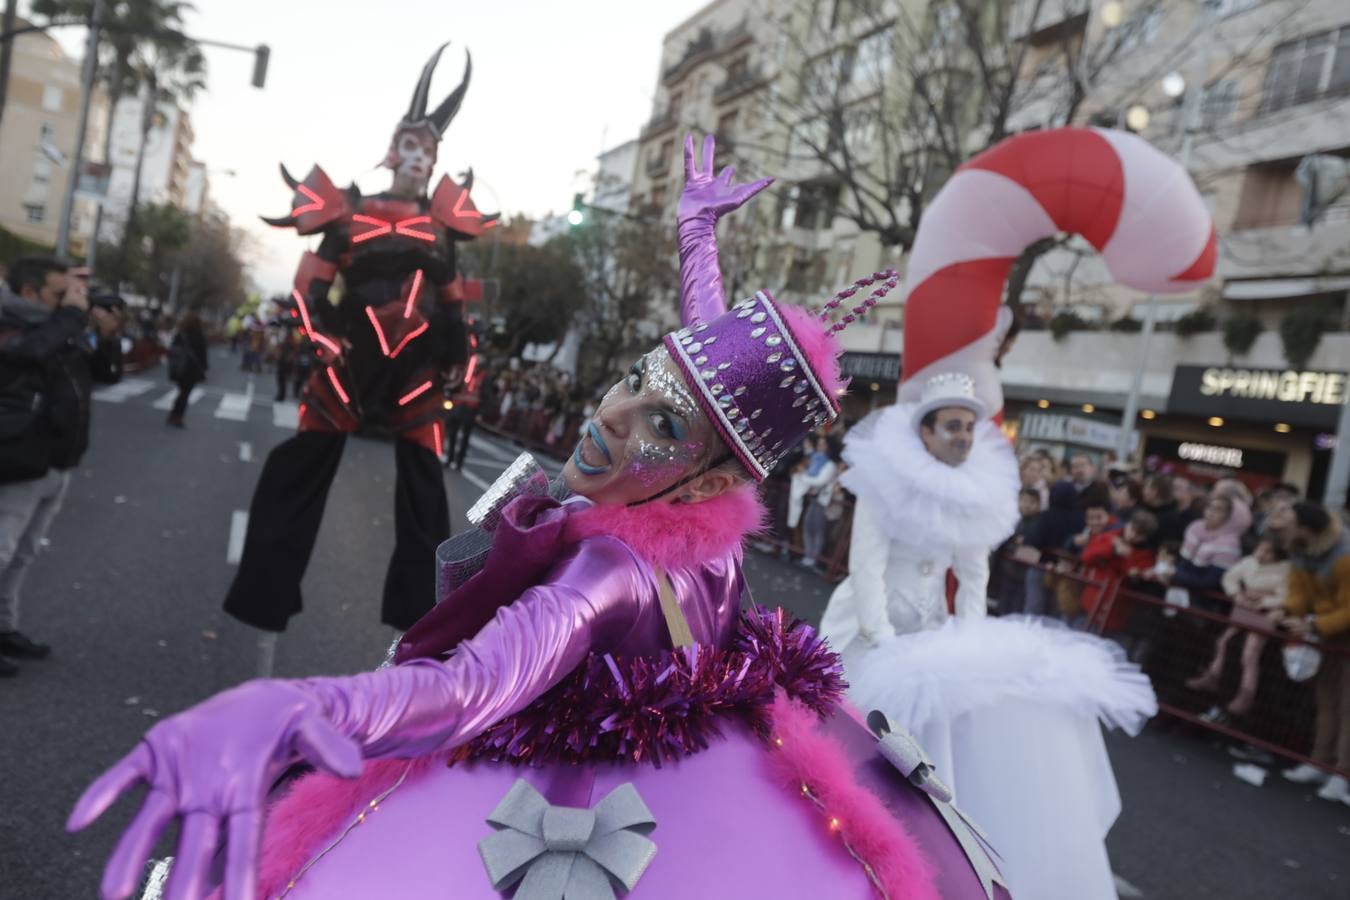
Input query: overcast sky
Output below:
<box><xmin>42</xmin><ymin>0</ymin><xmax>710</xmax><ymax>294</ymax></box>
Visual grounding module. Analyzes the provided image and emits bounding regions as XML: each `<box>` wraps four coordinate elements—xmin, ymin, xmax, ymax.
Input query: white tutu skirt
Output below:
<box><xmin>840</xmin><ymin>616</ymin><xmax>1157</xmax><ymax>900</ymax></box>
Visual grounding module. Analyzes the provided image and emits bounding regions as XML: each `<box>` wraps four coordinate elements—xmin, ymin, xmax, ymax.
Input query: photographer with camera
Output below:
<box><xmin>0</xmin><ymin>257</ymin><xmax>121</xmax><ymax>676</ymax></box>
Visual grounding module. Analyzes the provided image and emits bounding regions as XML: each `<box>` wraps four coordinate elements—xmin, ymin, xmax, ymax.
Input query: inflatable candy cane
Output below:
<box><xmin>898</xmin><ymin>127</ymin><xmax>1217</xmax><ymax>418</ymax></box>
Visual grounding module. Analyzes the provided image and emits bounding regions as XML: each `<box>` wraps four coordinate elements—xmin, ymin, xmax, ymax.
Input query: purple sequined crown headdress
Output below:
<box><xmin>667</xmin><ymin>134</ymin><xmax>898</xmax><ymax>482</ymax></box>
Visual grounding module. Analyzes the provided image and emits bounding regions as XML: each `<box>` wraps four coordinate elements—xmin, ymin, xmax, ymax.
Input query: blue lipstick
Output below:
<box><xmin>572</xmin><ymin>422</ymin><xmax>612</xmax><ymax>475</ymax></box>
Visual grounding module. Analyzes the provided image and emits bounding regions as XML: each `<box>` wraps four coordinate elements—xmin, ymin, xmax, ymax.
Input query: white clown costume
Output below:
<box><xmin>820</xmin><ymin>126</ymin><xmax>1217</xmax><ymax>900</ymax></box>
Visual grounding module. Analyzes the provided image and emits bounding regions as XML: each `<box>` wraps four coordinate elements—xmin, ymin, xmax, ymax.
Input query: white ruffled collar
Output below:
<box><xmin>838</xmin><ymin>404</ymin><xmax>1020</xmax><ymax>555</ymax></box>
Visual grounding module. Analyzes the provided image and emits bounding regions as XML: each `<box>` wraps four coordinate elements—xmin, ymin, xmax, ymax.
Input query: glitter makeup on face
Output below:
<box><xmin>643</xmin><ymin>349</ymin><xmax>698</xmax><ymax>422</ymax></box>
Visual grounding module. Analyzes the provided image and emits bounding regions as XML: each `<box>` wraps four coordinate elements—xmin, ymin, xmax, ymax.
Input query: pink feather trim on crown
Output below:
<box><xmin>564</xmin><ymin>483</ymin><xmax>767</xmax><ymax>571</ymax></box>
<box><xmin>767</xmin><ymin>691</ymin><xmax>941</xmax><ymax>900</ymax></box>
<box><xmin>777</xmin><ymin>302</ymin><xmax>847</xmax><ymax>397</ymax></box>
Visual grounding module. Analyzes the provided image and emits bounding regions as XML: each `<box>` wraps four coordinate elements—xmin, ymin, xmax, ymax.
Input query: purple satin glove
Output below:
<box><xmin>68</xmin><ymin>537</ymin><xmax>651</xmax><ymax>900</ymax></box>
<box><xmin>67</xmin><ymin>680</ymin><xmax>362</xmax><ymax>900</ymax></box>
<box><xmin>677</xmin><ymin>133</ymin><xmax>773</xmax><ymax>327</ymax></box>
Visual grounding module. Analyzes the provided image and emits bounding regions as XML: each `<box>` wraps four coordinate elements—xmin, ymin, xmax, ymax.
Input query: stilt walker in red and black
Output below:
<box><xmin>225</xmin><ymin>43</ymin><xmax>498</xmax><ymax>633</ymax></box>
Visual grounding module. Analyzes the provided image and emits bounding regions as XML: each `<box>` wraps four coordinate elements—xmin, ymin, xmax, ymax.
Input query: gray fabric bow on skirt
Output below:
<box><xmin>478</xmin><ymin>779</ymin><xmax>658</xmax><ymax>900</ymax></box>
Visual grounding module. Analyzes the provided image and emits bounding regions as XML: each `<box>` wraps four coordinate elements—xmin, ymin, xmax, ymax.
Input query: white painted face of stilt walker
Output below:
<box><xmin>391</xmin><ymin>130</ymin><xmax>436</xmax><ymax>197</ymax></box>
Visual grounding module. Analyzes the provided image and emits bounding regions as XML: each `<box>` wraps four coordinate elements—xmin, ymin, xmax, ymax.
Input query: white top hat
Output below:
<box><xmin>910</xmin><ymin>372</ymin><xmax>987</xmax><ymax>431</ymax></box>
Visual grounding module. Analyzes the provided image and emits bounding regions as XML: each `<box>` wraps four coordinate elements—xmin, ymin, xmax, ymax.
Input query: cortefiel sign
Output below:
<box><xmin>1168</xmin><ymin>366</ymin><xmax>1347</xmax><ymax>427</ymax></box>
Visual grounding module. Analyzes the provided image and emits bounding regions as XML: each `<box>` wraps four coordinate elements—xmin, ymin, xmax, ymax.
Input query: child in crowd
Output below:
<box><xmin>1186</xmin><ymin>538</ymin><xmax>1291</xmax><ymax>720</ymax></box>
<box><xmin>1077</xmin><ymin>508</ymin><xmax>1159</xmax><ymax>631</ymax></box>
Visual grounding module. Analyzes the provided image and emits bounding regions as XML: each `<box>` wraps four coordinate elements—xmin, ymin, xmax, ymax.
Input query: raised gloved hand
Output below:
<box><xmin>676</xmin><ymin>133</ymin><xmax>773</xmax><ymax>327</ymax></box>
<box><xmin>677</xmin><ymin>133</ymin><xmax>773</xmax><ymax>225</ymax></box>
<box><xmin>67</xmin><ymin>680</ymin><xmax>362</xmax><ymax>900</ymax></box>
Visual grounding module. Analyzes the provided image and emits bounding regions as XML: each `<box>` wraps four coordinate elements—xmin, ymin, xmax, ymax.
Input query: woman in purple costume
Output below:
<box><xmin>69</xmin><ymin>137</ymin><xmax>1009</xmax><ymax>900</ymax></box>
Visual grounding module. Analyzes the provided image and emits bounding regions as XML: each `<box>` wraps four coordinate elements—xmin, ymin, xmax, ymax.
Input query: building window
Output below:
<box><xmin>1200</xmin><ymin>79</ymin><xmax>1239</xmax><ymax>130</ymax></box>
<box><xmin>854</xmin><ymin>28</ymin><xmax>893</xmax><ymax>84</ymax></box>
<box><xmin>24</xmin><ymin>204</ymin><xmax>45</xmax><ymax>224</ymax></box>
<box><xmin>42</xmin><ymin>85</ymin><xmax>62</xmax><ymax>112</ymax></box>
<box><xmin>1262</xmin><ymin>27</ymin><xmax>1350</xmax><ymax>113</ymax></box>
<box><xmin>792</xmin><ymin>181</ymin><xmax>841</xmax><ymax>231</ymax></box>
<box><xmin>39</xmin><ymin>122</ymin><xmax>56</xmax><ymax>143</ymax></box>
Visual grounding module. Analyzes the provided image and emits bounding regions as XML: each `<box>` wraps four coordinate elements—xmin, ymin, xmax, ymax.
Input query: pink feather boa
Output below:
<box><xmin>766</xmin><ymin>691</ymin><xmax>940</xmax><ymax>900</ymax></box>
<box><xmin>564</xmin><ymin>483</ymin><xmax>766</xmax><ymax>571</ymax></box>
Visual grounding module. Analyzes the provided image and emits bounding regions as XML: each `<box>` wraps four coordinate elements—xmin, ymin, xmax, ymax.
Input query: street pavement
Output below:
<box><xmin>1</xmin><ymin>351</ymin><xmax>1347</xmax><ymax>898</ymax></box>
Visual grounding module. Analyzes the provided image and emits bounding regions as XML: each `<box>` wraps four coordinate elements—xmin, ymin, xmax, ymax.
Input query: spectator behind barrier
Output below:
<box><xmin>1171</xmin><ymin>495</ymin><xmax>1252</xmax><ymax>612</ymax></box>
<box><xmin>1078</xmin><ymin>508</ymin><xmax>1158</xmax><ymax>631</ymax></box>
<box><xmin>994</xmin><ymin>487</ymin><xmax>1044</xmax><ymax>615</ymax></box>
<box><xmin>1142</xmin><ymin>473</ymin><xmax>1187</xmax><ymax>548</ymax></box>
<box><xmin>1276</xmin><ymin>502</ymin><xmax>1350</xmax><ymax>800</ymax></box>
<box><xmin>1186</xmin><ymin>538</ymin><xmax>1291</xmax><ymax>721</ymax></box>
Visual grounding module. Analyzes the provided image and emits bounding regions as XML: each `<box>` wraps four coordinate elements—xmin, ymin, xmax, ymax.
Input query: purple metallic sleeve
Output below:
<box><xmin>307</xmin><ymin>536</ymin><xmax>646</xmax><ymax>757</ymax></box>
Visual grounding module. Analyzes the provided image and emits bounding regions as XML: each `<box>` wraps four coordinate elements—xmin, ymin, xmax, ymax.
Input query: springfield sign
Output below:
<box><xmin>1170</xmin><ymin>366</ymin><xmax>1347</xmax><ymax>428</ymax></box>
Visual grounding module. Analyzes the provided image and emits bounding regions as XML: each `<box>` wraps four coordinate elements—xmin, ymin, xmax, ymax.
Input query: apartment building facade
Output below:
<box><xmin>0</xmin><ymin>19</ymin><xmax>106</xmax><ymax>256</ymax></box>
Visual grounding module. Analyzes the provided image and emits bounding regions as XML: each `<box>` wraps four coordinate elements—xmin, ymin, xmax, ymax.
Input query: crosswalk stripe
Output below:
<box><xmin>152</xmin><ymin>387</ymin><xmax>204</xmax><ymax>410</ymax></box>
<box><xmin>227</xmin><ymin>510</ymin><xmax>248</xmax><ymax>564</ymax></box>
<box><xmin>93</xmin><ymin>378</ymin><xmax>157</xmax><ymax>403</ymax></box>
<box><xmin>214</xmin><ymin>392</ymin><xmax>252</xmax><ymax>421</ymax></box>
<box><xmin>272</xmin><ymin>402</ymin><xmax>299</xmax><ymax>429</ymax></box>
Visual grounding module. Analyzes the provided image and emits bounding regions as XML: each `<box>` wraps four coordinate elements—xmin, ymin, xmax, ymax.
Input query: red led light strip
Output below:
<box><xmin>433</xmin><ymin>421</ymin><xmax>443</xmax><ymax>457</ymax></box>
<box><xmin>404</xmin><ymin>269</ymin><xmax>424</xmax><ymax>318</ymax></box>
<box><xmin>389</xmin><ymin>322</ymin><xmax>429</xmax><ymax>358</ymax></box>
<box><xmin>395</xmin><ymin>216</ymin><xmax>435</xmax><ymax>242</ymax></box>
<box><xmin>398</xmin><ymin>380</ymin><xmax>434</xmax><ymax>407</ymax></box>
<box><xmin>325</xmin><ymin>367</ymin><xmax>350</xmax><ymax>405</ymax></box>
<box><xmin>292</xmin><ymin>289</ymin><xmax>341</xmax><ymax>356</ymax></box>
<box><xmin>292</xmin><ymin>184</ymin><xmax>325</xmax><ymax>217</ymax></box>
<box><xmin>351</xmin><ymin>214</ymin><xmax>393</xmax><ymax>243</ymax></box>
<box><xmin>364</xmin><ymin>307</ymin><xmax>393</xmax><ymax>357</ymax></box>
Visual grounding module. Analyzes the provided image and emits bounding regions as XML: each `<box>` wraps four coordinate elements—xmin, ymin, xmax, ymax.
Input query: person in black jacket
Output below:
<box><xmin>165</xmin><ymin>311</ymin><xmax>208</xmax><ymax>427</ymax></box>
<box><xmin>0</xmin><ymin>257</ymin><xmax>121</xmax><ymax>675</ymax></box>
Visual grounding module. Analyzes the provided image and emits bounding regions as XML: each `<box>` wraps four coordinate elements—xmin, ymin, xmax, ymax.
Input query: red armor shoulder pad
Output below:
<box><xmin>430</xmin><ymin>174</ymin><xmax>499</xmax><ymax>238</ymax></box>
<box><xmin>261</xmin><ymin>164</ymin><xmax>351</xmax><ymax>235</ymax></box>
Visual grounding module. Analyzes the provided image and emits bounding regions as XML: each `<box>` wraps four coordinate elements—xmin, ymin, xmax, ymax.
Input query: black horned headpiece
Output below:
<box><xmin>384</xmin><ymin>42</ymin><xmax>471</xmax><ymax>167</ymax></box>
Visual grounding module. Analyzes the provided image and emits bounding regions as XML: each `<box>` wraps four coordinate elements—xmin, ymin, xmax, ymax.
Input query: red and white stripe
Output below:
<box><xmin>899</xmin><ymin>127</ymin><xmax>1217</xmax><ymax>418</ymax></box>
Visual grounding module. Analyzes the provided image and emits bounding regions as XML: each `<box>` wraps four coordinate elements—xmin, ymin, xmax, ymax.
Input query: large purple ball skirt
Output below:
<box><xmin>265</xmin><ymin>706</ymin><xmax>1006</xmax><ymax>899</ymax></box>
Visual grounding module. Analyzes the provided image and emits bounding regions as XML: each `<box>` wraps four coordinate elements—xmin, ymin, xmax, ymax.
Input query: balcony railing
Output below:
<box><xmin>714</xmin><ymin>66</ymin><xmax>767</xmax><ymax>103</ymax></box>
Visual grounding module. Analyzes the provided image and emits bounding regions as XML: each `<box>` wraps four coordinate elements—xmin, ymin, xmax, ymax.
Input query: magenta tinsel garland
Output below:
<box><xmin>456</xmin><ymin>608</ymin><xmax>846</xmax><ymax>768</ymax></box>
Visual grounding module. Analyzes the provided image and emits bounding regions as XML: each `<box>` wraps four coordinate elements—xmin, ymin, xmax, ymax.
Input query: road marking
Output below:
<box><xmin>460</xmin><ymin>468</ymin><xmax>492</xmax><ymax>494</ymax></box>
<box><xmin>93</xmin><ymin>377</ymin><xmax>157</xmax><ymax>403</ymax></box>
<box><xmin>1114</xmin><ymin>874</ymin><xmax>1144</xmax><ymax>898</ymax></box>
<box><xmin>227</xmin><ymin>510</ymin><xmax>248</xmax><ymax>564</ymax></box>
<box><xmin>214</xmin><ymin>392</ymin><xmax>252</xmax><ymax>421</ymax></box>
<box><xmin>152</xmin><ymin>387</ymin><xmax>203</xmax><ymax>410</ymax></box>
<box><xmin>272</xmin><ymin>402</ymin><xmax>299</xmax><ymax>429</ymax></box>
<box><xmin>467</xmin><ymin>435</ymin><xmax>520</xmax><ymax>464</ymax></box>
<box><xmin>239</xmin><ymin>442</ymin><xmax>253</xmax><ymax>463</ymax></box>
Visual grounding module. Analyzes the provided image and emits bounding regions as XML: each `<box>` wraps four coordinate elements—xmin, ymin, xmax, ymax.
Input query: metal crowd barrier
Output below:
<box><xmin>998</xmin><ymin>551</ymin><xmax>1350</xmax><ymax>781</ymax></box>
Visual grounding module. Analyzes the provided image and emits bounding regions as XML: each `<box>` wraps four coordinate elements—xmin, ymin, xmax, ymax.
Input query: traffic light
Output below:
<box><xmin>252</xmin><ymin>45</ymin><xmax>271</xmax><ymax>89</ymax></box>
<box><xmin>567</xmin><ymin>193</ymin><xmax>585</xmax><ymax>228</ymax></box>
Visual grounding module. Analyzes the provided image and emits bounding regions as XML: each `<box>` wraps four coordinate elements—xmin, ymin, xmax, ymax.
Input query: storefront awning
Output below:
<box><xmin>1222</xmin><ymin>276</ymin><xmax>1350</xmax><ymax>301</ymax></box>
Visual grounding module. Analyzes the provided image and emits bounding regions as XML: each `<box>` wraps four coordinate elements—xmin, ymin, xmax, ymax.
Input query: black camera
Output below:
<box><xmin>89</xmin><ymin>291</ymin><xmax>126</xmax><ymax>311</ymax></box>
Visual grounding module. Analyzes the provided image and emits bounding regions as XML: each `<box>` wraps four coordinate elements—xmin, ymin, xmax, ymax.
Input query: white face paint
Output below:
<box><xmin>392</xmin><ymin>132</ymin><xmax>435</xmax><ymax>194</ymax></box>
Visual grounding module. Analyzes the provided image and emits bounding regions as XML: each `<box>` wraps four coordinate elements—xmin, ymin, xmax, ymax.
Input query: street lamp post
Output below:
<box><xmin>1115</xmin><ymin>0</ymin><xmax>1218</xmax><ymax>462</ymax></box>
